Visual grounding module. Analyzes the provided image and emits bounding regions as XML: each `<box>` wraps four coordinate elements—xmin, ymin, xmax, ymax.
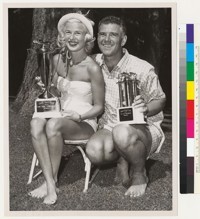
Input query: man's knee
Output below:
<box><xmin>86</xmin><ymin>139</ymin><xmax>104</xmax><ymax>164</ymax></box>
<box><xmin>30</xmin><ymin>118</ymin><xmax>46</xmax><ymax>139</ymax></box>
<box><xmin>112</xmin><ymin>124</ymin><xmax>139</xmax><ymax>150</ymax></box>
<box><xmin>86</xmin><ymin>138</ymin><xmax>118</xmax><ymax>164</ymax></box>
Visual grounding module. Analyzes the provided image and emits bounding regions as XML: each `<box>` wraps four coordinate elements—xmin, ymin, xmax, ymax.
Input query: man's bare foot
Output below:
<box><xmin>28</xmin><ymin>182</ymin><xmax>59</xmax><ymax>199</ymax></box>
<box><xmin>28</xmin><ymin>182</ymin><xmax>47</xmax><ymax>198</ymax></box>
<box><xmin>125</xmin><ymin>170</ymin><xmax>148</xmax><ymax>198</ymax></box>
<box><xmin>43</xmin><ymin>183</ymin><xmax>58</xmax><ymax>205</ymax></box>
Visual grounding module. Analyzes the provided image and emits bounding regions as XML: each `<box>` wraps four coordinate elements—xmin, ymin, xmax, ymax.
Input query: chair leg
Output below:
<box><xmin>36</xmin><ymin>158</ymin><xmax>39</xmax><ymax>166</ymax></box>
<box><xmin>33</xmin><ymin>169</ymin><xmax>43</xmax><ymax>179</ymax></box>
<box><xmin>27</xmin><ymin>153</ymin><xmax>37</xmax><ymax>184</ymax></box>
<box><xmin>83</xmin><ymin>158</ymin><xmax>91</xmax><ymax>193</ymax></box>
<box><xmin>76</xmin><ymin>146</ymin><xmax>92</xmax><ymax>193</ymax></box>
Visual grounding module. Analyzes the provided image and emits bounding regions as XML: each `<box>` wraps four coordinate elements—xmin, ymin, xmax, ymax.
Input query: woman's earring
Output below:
<box><xmin>66</xmin><ymin>50</ymin><xmax>73</xmax><ymax>66</ymax></box>
<box><xmin>66</xmin><ymin>50</ymin><xmax>71</xmax><ymax>60</ymax></box>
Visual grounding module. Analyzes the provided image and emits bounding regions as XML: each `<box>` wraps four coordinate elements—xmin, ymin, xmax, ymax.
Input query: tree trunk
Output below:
<box><xmin>13</xmin><ymin>8</ymin><xmax>71</xmax><ymax>115</ymax></box>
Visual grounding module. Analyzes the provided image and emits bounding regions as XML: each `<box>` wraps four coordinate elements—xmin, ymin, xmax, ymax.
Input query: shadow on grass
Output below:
<box><xmin>146</xmin><ymin>159</ymin><xmax>172</xmax><ymax>184</ymax></box>
<box><xmin>57</xmin><ymin>149</ymin><xmax>172</xmax><ymax>189</ymax></box>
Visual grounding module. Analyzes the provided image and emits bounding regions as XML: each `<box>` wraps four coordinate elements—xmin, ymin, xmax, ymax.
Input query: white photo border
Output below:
<box><xmin>3</xmin><ymin>2</ymin><xmax>177</xmax><ymax>217</ymax></box>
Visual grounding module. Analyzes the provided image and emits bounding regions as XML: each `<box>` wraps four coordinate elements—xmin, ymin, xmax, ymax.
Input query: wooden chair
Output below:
<box><xmin>27</xmin><ymin>139</ymin><xmax>99</xmax><ymax>193</ymax></box>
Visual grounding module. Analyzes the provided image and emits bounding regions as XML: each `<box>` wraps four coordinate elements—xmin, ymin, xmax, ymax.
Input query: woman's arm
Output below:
<box><xmin>49</xmin><ymin>54</ymin><xmax>61</xmax><ymax>97</ymax></box>
<box><xmin>79</xmin><ymin>61</ymin><xmax>105</xmax><ymax>121</ymax></box>
<box><xmin>52</xmin><ymin>54</ymin><xmax>60</xmax><ymax>85</ymax></box>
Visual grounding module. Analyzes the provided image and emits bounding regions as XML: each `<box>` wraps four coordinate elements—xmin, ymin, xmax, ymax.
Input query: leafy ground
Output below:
<box><xmin>9</xmin><ymin>104</ymin><xmax>172</xmax><ymax>212</ymax></box>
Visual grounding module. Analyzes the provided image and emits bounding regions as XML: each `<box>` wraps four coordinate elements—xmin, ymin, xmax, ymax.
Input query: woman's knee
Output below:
<box><xmin>45</xmin><ymin>118</ymin><xmax>62</xmax><ymax>138</ymax></box>
<box><xmin>30</xmin><ymin>118</ymin><xmax>46</xmax><ymax>139</ymax></box>
<box><xmin>112</xmin><ymin>124</ymin><xmax>139</xmax><ymax>150</ymax></box>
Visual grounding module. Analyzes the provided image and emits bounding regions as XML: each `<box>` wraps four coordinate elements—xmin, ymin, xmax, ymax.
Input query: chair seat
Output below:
<box><xmin>64</xmin><ymin>139</ymin><xmax>88</xmax><ymax>145</ymax></box>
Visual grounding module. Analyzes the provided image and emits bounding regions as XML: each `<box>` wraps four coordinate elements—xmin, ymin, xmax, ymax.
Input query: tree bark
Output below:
<box><xmin>13</xmin><ymin>8</ymin><xmax>71</xmax><ymax>115</ymax></box>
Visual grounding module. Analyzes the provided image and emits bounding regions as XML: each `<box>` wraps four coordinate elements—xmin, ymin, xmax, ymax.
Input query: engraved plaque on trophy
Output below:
<box><xmin>116</xmin><ymin>72</ymin><xmax>146</xmax><ymax>124</ymax></box>
<box><xmin>32</xmin><ymin>40</ymin><xmax>61</xmax><ymax>118</ymax></box>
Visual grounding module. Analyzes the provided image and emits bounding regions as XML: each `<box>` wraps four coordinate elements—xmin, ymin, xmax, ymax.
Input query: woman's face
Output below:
<box><xmin>63</xmin><ymin>20</ymin><xmax>87</xmax><ymax>52</ymax></box>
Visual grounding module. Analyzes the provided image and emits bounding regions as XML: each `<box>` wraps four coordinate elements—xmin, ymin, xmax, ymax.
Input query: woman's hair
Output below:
<box><xmin>57</xmin><ymin>13</ymin><xmax>95</xmax><ymax>55</ymax></box>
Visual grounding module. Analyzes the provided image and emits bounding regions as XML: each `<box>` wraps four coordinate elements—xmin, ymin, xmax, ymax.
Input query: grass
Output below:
<box><xmin>9</xmin><ymin>105</ymin><xmax>172</xmax><ymax>212</ymax></box>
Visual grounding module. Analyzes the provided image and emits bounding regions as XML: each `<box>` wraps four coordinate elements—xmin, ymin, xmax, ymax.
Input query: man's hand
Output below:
<box><xmin>132</xmin><ymin>95</ymin><xmax>148</xmax><ymax>115</ymax></box>
<box><xmin>61</xmin><ymin>110</ymin><xmax>81</xmax><ymax>122</ymax></box>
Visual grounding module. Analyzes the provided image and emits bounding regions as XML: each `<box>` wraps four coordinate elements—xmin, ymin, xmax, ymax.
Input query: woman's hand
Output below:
<box><xmin>35</xmin><ymin>76</ymin><xmax>45</xmax><ymax>92</ymax></box>
<box><xmin>132</xmin><ymin>95</ymin><xmax>149</xmax><ymax>115</ymax></box>
<box><xmin>61</xmin><ymin>110</ymin><xmax>81</xmax><ymax>122</ymax></box>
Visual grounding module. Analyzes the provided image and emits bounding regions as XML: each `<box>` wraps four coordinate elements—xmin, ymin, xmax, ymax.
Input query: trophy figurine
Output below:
<box><xmin>116</xmin><ymin>72</ymin><xmax>146</xmax><ymax>124</ymax></box>
<box><xmin>32</xmin><ymin>40</ymin><xmax>61</xmax><ymax>118</ymax></box>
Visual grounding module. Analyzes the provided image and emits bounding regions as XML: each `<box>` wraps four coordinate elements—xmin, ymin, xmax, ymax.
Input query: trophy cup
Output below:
<box><xmin>32</xmin><ymin>40</ymin><xmax>61</xmax><ymax>118</ymax></box>
<box><xmin>116</xmin><ymin>72</ymin><xmax>146</xmax><ymax>124</ymax></box>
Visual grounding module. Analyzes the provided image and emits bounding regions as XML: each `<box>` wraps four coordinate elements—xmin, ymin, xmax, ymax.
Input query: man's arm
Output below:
<box><xmin>133</xmin><ymin>95</ymin><xmax>166</xmax><ymax>117</ymax></box>
<box><xmin>145</xmin><ymin>97</ymin><xmax>166</xmax><ymax>117</ymax></box>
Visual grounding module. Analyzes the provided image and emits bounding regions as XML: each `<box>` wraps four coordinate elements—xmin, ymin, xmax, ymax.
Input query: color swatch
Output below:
<box><xmin>180</xmin><ymin>24</ymin><xmax>200</xmax><ymax>193</ymax></box>
<box><xmin>186</xmin><ymin>24</ymin><xmax>194</xmax><ymax>193</ymax></box>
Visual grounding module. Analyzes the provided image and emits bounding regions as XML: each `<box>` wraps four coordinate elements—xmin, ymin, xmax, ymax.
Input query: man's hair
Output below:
<box><xmin>98</xmin><ymin>16</ymin><xmax>127</xmax><ymax>35</ymax></box>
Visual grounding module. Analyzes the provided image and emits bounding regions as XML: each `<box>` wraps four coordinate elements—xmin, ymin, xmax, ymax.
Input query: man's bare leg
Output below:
<box><xmin>125</xmin><ymin>168</ymin><xmax>148</xmax><ymax>197</ymax></box>
<box><xmin>114</xmin><ymin>156</ymin><xmax>130</xmax><ymax>186</ymax></box>
<box><xmin>112</xmin><ymin>124</ymin><xmax>151</xmax><ymax>197</ymax></box>
<box><xmin>86</xmin><ymin>128</ymin><xmax>119</xmax><ymax>165</ymax></box>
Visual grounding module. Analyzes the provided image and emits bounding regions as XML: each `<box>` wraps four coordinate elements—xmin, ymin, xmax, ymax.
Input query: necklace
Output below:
<box><xmin>65</xmin><ymin>54</ymin><xmax>88</xmax><ymax>78</ymax></box>
<box><xmin>68</xmin><ymin>55</ymin><xmax>88</xmax><ymax>67</ymax></box>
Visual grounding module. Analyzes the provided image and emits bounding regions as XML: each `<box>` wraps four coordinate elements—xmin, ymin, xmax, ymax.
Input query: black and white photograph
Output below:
<box><xmin>6</xmin><ymin>2</ymin><xmax>177</xmax><ymax>216</ymax></box>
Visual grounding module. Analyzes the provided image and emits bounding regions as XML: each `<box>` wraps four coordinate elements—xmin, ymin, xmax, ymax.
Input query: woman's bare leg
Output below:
<box><xmin>29</xmin><ymin>118</ymin><xmax>58</xmax><ymax>202</ymax></box>
<box><xmin>45</xmin><ymin>118</ymin><xmax>94</xmax><ymax>203</ymax></box>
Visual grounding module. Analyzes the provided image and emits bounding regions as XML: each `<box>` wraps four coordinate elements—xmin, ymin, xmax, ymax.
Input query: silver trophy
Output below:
<box><xmin>117</xmin><ymin>72</ymin><xmax>146</xmax><ymax>124</ymax></box>
<box><xmin>32</xmin><ymin>40</ymin><xmax>61</xmax><ymax>118</ymax></box>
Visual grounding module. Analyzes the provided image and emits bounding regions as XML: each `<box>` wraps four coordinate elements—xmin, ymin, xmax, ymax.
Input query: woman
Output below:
<box><xmin>29</xmin><ymin>13</ymin><xmax>105</xmax><ymax>205</ymax></box>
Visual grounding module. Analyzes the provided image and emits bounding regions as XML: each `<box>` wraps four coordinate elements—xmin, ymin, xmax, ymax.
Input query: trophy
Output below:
<box><xmin>116</xmin><ymin>72</ymin><xmax>146</xmax><ymax>124</ymax></box>
<box><xmin>32</xmin><ymin>40</ymin><xmax>61</xmax><ymax>118</ymax></box>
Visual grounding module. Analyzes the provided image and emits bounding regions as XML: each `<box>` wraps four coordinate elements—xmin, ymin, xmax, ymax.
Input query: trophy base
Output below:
<box><xmin>33</xmin><ymin>97</ymin><xmax>61</xmax><ymax>119</ymax></box>
<box><xmin>117</xmin><ymin>106</ymin><xmax>146</xmax><ymax>124</ymax></box>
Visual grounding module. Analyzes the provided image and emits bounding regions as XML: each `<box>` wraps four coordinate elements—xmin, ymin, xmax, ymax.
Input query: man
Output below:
<box><xmin>86</xmin><ymin>16</ymin><xmax>166</xmax><ymax>198</ymax></box>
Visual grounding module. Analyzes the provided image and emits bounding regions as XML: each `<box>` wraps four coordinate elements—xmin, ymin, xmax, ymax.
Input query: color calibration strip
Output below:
<box><xmin>186</xmin><ymin>24</ymin><xmax>194</xmax><ymax>193</ymax></box>
<box><xmin>180</xmin><ymin>24</ymin><xmax>200</xmax><ymax>193</ymax></box>
<box><xmin>180</xmin><ymin>24</ymin><xmax>187</xmax><ymax>193</ymax></box>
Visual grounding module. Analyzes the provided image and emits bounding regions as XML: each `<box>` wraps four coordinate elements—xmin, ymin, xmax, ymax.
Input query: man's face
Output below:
<box><xmin>97</xmin><ymin>23</ymin><xmax>126</xmax><ymax>57</ymax></box>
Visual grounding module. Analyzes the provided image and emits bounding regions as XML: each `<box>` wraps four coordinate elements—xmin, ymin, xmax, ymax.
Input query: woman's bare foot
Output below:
<box><xmin>28</xmin><ymin>181</ymin><xmax>59</xmax><ymax>199</ymax></box>
<box><xmin>125</xmin><ymin>170</ymin><xmax>148</xmax><ymax>198</ymax></box>
<box><xmin>28</xmin><ymin>182</ymin><xmax>47</xmax><ymax>198</ymax></box>
<box><xmin>43</xmin><ymin>183</ymin><xmax>58</xmax><ymax>205</ymax></box>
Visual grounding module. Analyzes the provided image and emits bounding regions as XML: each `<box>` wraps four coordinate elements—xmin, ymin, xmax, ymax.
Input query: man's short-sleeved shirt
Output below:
<box><xmin>95</xmin><ymin>49</ymin><xmax>166</xmax><ymax>152</ymax></box>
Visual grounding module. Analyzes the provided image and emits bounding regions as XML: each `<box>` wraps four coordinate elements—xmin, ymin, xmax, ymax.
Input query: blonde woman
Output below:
<box><xmin>29</xmin><ymin>13</ymin><xmax>104</xmax><ymax>205</ymax></box>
